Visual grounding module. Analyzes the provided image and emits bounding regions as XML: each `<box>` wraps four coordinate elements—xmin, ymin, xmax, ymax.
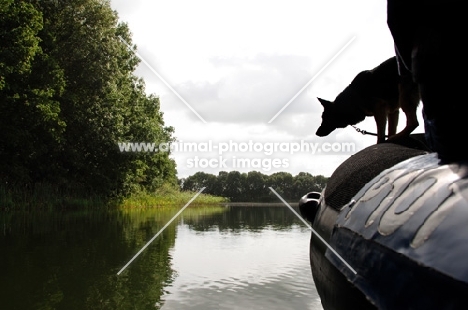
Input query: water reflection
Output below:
<box><xmin>0</xmin><ymin>208</ymin><xmax>184</xmax><ymax>309</ymax></box>
<box><xmin>163</xmin><ymin>206</ymin><xmax>322</xmax><ymax>310</ymax></box>
<box><xmin>0</xmin><ymin>205</ymin><xmax>321</xmax><ymax>309</ymax></box>
<box><xmin>182</xmin><ymin>205</ymin><xmax>307</xmax><ymax>232</ymax></box>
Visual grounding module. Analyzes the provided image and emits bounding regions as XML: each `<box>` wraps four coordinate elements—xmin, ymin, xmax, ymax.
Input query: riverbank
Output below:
<box><xmin>0</xmin><ymin>184</ymin><xmax>228</xmax><ymax>211</ymax></box>
<box><xmin>120</xmin><ymin>186</ymin><xmax>228</xmax><ymax>209</ymax></box>
<box><xmin>220</xmin><ymin>202</ymin><xmax>299</xmax><ymax>207</ymax></box>
<box><xmin>0</xmin><ymin>183</ymin><xmax>304</xmax><ymax>211</ymax></box>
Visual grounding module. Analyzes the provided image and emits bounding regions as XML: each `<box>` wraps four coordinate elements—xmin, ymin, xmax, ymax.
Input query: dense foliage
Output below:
<box><xmin>179</xmin><ymin>171</ymin><xmax>328</xmax><ymax>202</ymax></box>
<box><xmin>0</xmin><ymin>0</ymin><xmax>177</xmax><ymax>200</ymax></box>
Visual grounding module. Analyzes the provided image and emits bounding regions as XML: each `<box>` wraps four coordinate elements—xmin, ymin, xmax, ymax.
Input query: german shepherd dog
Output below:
<box><xmin>316</xmin><ymin>56</ymin><xmax>420</xmax><ymax>143</ymax></box>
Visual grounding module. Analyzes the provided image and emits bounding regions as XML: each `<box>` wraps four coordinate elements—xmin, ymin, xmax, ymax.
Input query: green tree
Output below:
<box><xmin>0</xmin><ymin>0</ymin><xmax>66</xmax><ymax>184</ymax></box>
<box><xmin>0</xmin><ymin>0</ymin><xmax>178</xmax><ymax>202</ymax></box>
<box><xmin>313</xmin><ymin>175</ymin><xmax>328</xmax><ymax>192</ymax></box>
<box><xmin>180</xmin><ymin>172</ymin><xmax>217</xmax><ymax>192</ymax></box>
<box><xmin>291</xmin><ymin>172</ymin><xmax>317</xmax><ymax>198</ymax></box>
<box><xmin>41</xmin><ymin>0</ymin><xmax>177</xmax><ymax>195</ymax></box>
<box><xmin>224</xmin><ymin>171</ymin><xmax>245</xmax><ymax>202</ymax></box>
<box><xmin>179</xmin><ymin>170</ymin><xmax>328</xmax><ymax>202</ymax></box>
<box><xmin>211</xmin><ymin>171</ymin><xmax>228</xmax><ymax>198</ymax></box>
<box><xmin>267</xmin><ymin>172</ymin><xmax>294</xmax><ymax>200</ymax></box>
<box><xmin>244</xmin><ymin>171</ymin><xmax>268</xmax><ymax>202</ymax></box>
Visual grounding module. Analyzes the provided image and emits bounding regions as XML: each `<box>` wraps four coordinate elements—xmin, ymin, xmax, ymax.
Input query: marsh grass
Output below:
<box><xmin>0</xmin><ymin>183</ymin><xmax>228</xmax><ymax>211</ymax></box>
<box><xmin>0</xmin><ymin>184</ymin><xmax>108</xmax><ymax>211</ymax></box>
<box><xmin>120</xmin><ymin>184</ymin><xmax>228</xmax><ymax>209</ymax></box>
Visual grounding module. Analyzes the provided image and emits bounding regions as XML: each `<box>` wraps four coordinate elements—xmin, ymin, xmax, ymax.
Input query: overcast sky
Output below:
<box><xmin>109</xmin><ymin>0</ymin><xmax>424</xmax><ymax>179</ymax></box>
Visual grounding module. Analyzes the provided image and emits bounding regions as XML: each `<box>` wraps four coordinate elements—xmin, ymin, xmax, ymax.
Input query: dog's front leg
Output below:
<box><xmin>388</xmin><ymin>110</ymin><xmax>399</xmax><ymax>137</ymax></box>
<box><xmin>388</xmin><ymin>107</ymin><xmax>419</xmax><ymax>142</ymax></box>
<box><xmin>387</xmin><ymin>80</ymin><xmax>420</xmax><ymax>142</ymax></box>
<box><xmin>374</xmin><ymin>109</ymin><xmax>388</xmax><ymax>143</ymax></box>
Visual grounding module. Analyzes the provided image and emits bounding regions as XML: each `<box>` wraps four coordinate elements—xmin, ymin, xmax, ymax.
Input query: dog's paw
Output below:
<box><xmin>384</xmin><ymin>135</ymin><xmax>409</xmax><ymax>146</ymax></box>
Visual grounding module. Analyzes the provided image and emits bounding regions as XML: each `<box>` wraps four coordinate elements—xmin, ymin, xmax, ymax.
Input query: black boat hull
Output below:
<box><xmin>301</xmin><ymin>143</ymin><xmax>468</xmax><ymax>309</ymax></box>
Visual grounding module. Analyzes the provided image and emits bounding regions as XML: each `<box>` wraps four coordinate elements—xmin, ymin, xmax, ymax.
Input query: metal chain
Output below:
<box><xmin>351</xmin><ymin>125</ymin><xmax>388</xmax><ymax>137</ymax></box>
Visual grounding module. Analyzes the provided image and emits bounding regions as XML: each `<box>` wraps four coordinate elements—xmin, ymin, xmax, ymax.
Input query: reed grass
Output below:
<box><xmin>0</xmin><ymin>183</ymin><xmax>228</xmax><ymax>211</ymax></box>
<box><xmin>0</xmin><ymin>184</ymin><xmax>108</xmax><ymax>211</ymax></box>
<box><xmin>119</xmin><ymin>184</ymin><xmax>228</xmax><ymax>209</ymax></box>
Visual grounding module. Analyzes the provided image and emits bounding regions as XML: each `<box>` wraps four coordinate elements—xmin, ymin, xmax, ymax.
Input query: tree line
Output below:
<box><xmin>179</xmin><ymin>171</ymin><xmax>328</xmax><ymax>202</ymax></box>
<box><xmin>1</xmin><ymin>0</ymin><xmax>177</xmax><ymax>200</ymax></box>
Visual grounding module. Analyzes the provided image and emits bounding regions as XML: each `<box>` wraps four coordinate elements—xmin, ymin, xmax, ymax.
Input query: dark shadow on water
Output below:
<box><xmin>0</xmin><ymin>209</ymin><xmax>180</xmax><ymax>309</ymax></box>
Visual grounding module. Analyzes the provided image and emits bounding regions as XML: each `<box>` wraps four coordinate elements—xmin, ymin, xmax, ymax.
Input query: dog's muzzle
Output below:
<box><xmin>316</xmin><ymin>126</ymin><xmax>333</xmax><ymax>137</ymax></box>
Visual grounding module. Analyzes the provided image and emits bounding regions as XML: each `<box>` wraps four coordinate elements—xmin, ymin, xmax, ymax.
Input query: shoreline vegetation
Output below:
<box><xmin>119</xmin><ymin>185</ymin><xmax>229</xmax><ymax>209</ymax></box>
<box><xmin>0</xmin><ymin>170</ymin><xmax>323</xmax><ymax>211</ymax></box>
<box><xmin>0</xmin><ymin>184</ymin><xmax>228</xmax><ymax>211</ymax></box>
<box><xmin>0</xmin><ymin>183</ymin><xmax>303</xmax><ymax>211</ymax></box>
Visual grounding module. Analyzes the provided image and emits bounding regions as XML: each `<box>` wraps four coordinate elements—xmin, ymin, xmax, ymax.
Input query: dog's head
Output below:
<box><xmin>316</xmin><ymin>97</ymin><xmax>352</xmax><ymax>137</ymax></box>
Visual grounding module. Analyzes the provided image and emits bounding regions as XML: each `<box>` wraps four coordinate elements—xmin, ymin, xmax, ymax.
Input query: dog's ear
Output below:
<box><xmin>317</xmin><ymin>97</ymin><xmax>331</xmax><ymax>107</ymax></box>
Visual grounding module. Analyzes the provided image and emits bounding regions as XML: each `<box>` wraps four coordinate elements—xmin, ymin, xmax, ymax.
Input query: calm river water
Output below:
<box><xmin>0</xmin><ymin>205</ymin><xmax>323</xmax><ymax>309</ymax></box>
